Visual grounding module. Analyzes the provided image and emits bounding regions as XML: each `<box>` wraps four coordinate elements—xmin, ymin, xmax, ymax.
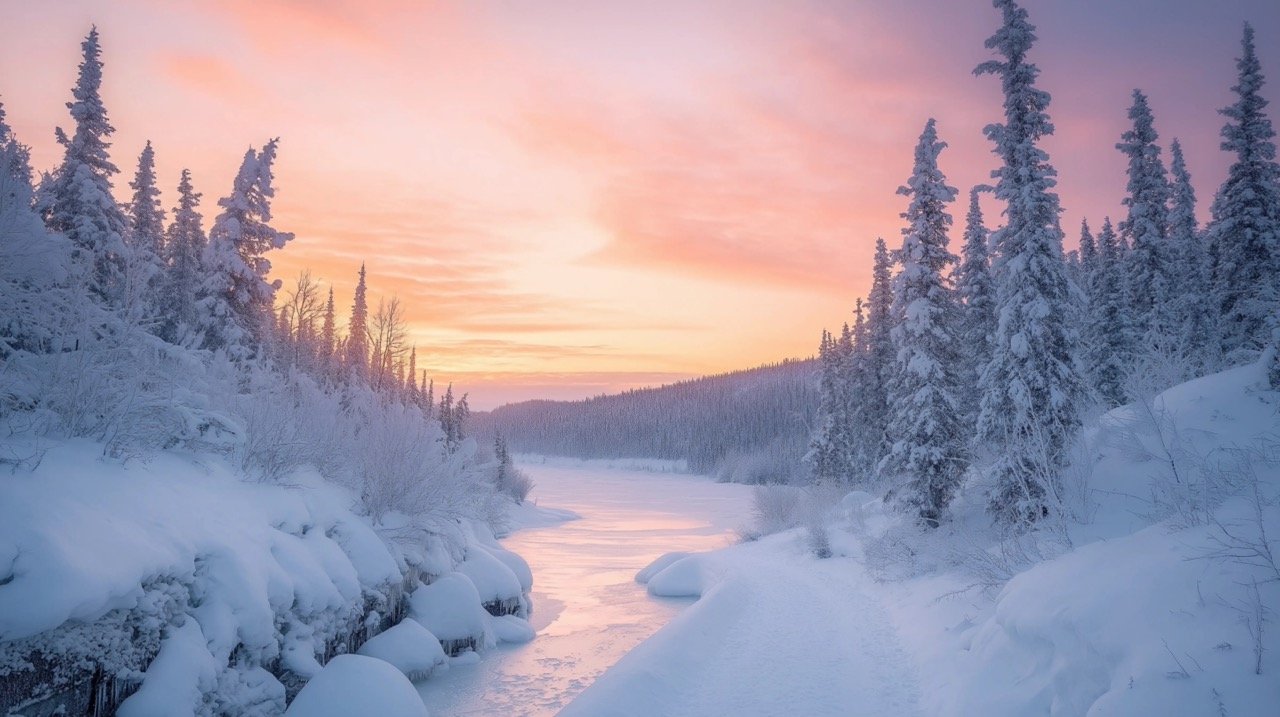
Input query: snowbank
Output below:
<box><xmin>283</xmin><ymin>654</ymin><xmax>428</xmax><ymax>717</ymax></box>
<box><xmin>0</xmin><ymin>442</ymin><xmax>534</xmax><ymax>715</ymax></box>
<box><xmin>407</xmin><ymin>573</ymin><xmax>490</xmax><ymax>654</ymax></box>
<box><xmin>356</xmin><ymin>619</ymin><xmax>447</xmax><ymax>682</ymax></box>
<box><xmin>634</xmin><ymin>551</ymin><xmax>691</xmax><ymax>584</ymax></box>
<box><xmin>566</xmin><ymin>362</ymin><xmax>1280</xmax><ymax>717</ymax></box>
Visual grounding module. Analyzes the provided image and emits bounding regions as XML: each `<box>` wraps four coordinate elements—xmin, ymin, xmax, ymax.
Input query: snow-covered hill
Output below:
<box><xmin>566</xmin><ymin>360</ymin><xmax>1280</xmax><ymax>716</ymax></box>
<box><xmin>0</xmin><ymin>442</ymin><xmax>537</xmax><ymax>716</ymax></box>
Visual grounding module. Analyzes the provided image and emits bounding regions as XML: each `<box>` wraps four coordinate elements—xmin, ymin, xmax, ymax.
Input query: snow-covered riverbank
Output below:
<box><xmin>416</xmin><ymin>465</ymin><xmax>754</xmax><ymax>715</ymax></box>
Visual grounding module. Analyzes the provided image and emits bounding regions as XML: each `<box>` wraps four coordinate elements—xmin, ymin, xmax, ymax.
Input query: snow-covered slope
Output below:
<box><xmin>0</xmin><ymin>441</ymin><xmax>535</xmax><ymax>716</ymax></box>
<box><xmin>566</xmin><ymin>361</ymin><xmax>1280</xmax><ymax>716</ymax></box>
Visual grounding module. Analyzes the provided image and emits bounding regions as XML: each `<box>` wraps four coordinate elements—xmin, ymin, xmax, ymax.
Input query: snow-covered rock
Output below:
<box><xmin>357</xmin><ymin>619</ymin><xmax>448</xmax><ymax>682</ymax></box>
<box><xmin>457</xmin><ymin>547</ymin><xmax>523</xmax><ymax>614</ymax></box>
<box><xmin>645</xmin><ymin>555</ymin><xmax>705</xmax><ymax>598</ymax></box>
<box><xmin>407</xmin><ymin>573</ymin><xmax>490</xmax><ymax>654</ymax></box>
<box><xmin>283</xmin><ymin>655</ymin><xmax>428</xmax><ymax>717</ymax></box>
<box><xmin>634</xmin><ymin>551</ymin><xmax>691</xmax><ymax>584</ymax></box>
<box><xmin>488</xmin><ymin>614</ymin><xmax>536</xmax><ymax>644</ymax></box>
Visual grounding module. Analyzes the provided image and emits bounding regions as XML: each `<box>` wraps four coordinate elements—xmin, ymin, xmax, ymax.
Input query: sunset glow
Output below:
<box><xmin>1</xmin><ymin>0</ymin><xmax>1276</xmax><ymax>407</ymax></box>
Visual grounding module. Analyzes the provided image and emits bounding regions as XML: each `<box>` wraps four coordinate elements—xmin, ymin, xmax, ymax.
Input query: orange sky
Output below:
<box><xmin>1</xmin><ymin>0</ymin><xmax>1277</xmax><ymax>408</ymax></box>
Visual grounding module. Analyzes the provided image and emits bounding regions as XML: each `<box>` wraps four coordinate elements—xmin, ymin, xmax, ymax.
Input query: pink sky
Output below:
<box><xmin>1</xmin><ymin>0</ymin><xmax>1277</xmax><ymax>408</ymax></box>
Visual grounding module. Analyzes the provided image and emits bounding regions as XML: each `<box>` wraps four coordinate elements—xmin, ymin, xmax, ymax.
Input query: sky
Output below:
<box><xmin>1</xmin><ymin>0</ymin><xmax>1277</xmax><ymax>409</ymax></box>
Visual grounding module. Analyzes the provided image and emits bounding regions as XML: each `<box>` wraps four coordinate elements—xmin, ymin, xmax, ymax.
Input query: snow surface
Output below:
<box><xmin>357</xmin><ymin>619</ymin><xmax>448</xmax><ymax>682</ymax></box>
<box><xmin>565</xmin><ymin>361</ymin><xmax>1280</xmax><ymax>716</ymax></box>
<box><xmin>408</xmin><ymin>573</ymin><xmax>490</xmax><ymax>644</ymax></box>
<box><xmin>283</xmin><ymin>654</ymin><xmax>429</xmax><ymax>717</ymax></box>
<box><xmin>416</xmin><ymin>465</ymin><xmax>754</xmax><ymax>716</ymax></box>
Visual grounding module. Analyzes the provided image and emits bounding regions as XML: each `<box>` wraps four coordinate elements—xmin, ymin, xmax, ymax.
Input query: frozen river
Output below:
<box><xmin>416</xmin><ymin>462</ymin><xmax>755</xmax><ymax>716</ymax></box>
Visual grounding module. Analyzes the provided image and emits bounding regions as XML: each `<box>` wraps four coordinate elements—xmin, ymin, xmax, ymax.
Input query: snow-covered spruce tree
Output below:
<box><xmin>123</xmin><ymin>141</ymin><xmax>165</xmax><ymax>325</ymax></box>
<box><xmin>1117</xmin><ymin>89</ymin><xmax>1173</xmax><ymax>339</ymax></box>
<box><xmin>320</xmin><ymin>285</ymin><xmax>336</xmax><ymax>374</ymax></box>
<box><xmin>1077</xmin><ymin>219</ymin><xmax>1097</xmax><ymax>280</ymax></box>
<box><xmin>198</xmin><ymin>140</ymin><xmax>295</xmax><ymax>358</ymax></box>
<box><xmin>37</xmin><ymin>27</ymin><xmax>128</xmax><ymax>307</ymax></box>
<box><xmin>1207</xmin><ymin>23</ymin><xmax>1280</xmax><ymax>365</ymax></box>
<box><xmin>158</xmin><ymin>169</ymin><xmax>204</xmax><ymax>345</ymax></box>
<box><xmin>809</xmin><ymin>329</ymin><xmax>845</xmax><ymax>484</ymax></box>
<box><xmin>1168</xmin><ymin>138</ymin><xmax>1211</xmax><ymax>372</ymax></box>
<box><xmin>974</xmin><ymin>0</ymin><xmax>1085</xmax><ymax>526</ymax></box>
<box><xmin>879</xmin><ymin>119</ymin><xmax>966</xmax><ymax>527</ymax></box>
<box><xmin>863</xmin><ymin>237</ymin><xmax>895</xmax><ymax>476</ymax></box>
<box><xmin>1084</xmin><ymin>218</ymin><xmax>1131</xmax><ymax>406</ymax></box>
<box><xmin>0</xmin><ymin>104</ymin><xmax>70</xmax><ymax>357</ymax></box>
<box><xmin>346</xmin><ymin>263</ymin><xmax>369</xmax><ymax>378</ymax></box>
<box><xmin>955</xmin><ymin>186</ymin><xmax>995</xmax><ymax>429</ymax></box>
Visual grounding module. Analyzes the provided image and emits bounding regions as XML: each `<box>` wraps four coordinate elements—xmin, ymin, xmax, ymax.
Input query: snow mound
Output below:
<box><xmin>457</xmin><ymin>547</ymin><xmax>523</xmax><ymax>607</ymax></box>
<box><xmin>408</xmin><ymin>573</ymin><xmax>489</xmax><ymax>651</ymax></box>
<box><xmin>488</xmin><ymin>614</ymin><xmax>536</xmax><ymax>644</ymax></box>
<box><xmin>484</xmin><ymin>545</ymin><xmax>534</xmax><ymax>593</ymax></box>
<box><xmin>646</xmin><ymin>555</ymin><xmax>705</xmax><ymax>597</ymax></box>
<box><xmin>356</xmin><ymin>619</ymin><xmax>447</xmax><ymax>682</ymax></box>
<box><xmin>634</xmin><ymin>552</ymin><xmax>692</xmax><ymax>584</ymax></box>
<box><xmin>283</xmin><ymin>654</ymin><xmax>428</xmax><ymax>717</ymax></box>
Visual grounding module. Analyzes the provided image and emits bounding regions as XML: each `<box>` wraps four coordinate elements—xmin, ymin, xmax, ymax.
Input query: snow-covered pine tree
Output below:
<box><xmin>1078</xmin><ymin>219</ymin><xmax>1097</xmax><ymax>278</ymax></box>
<box><xmin>1168</xmin><ymin>138</ymin><xmax>1210</xmax><ymax>372</ymax></box>
<box><xmin>1207</xmin><ymin>23</ymin><xmax>1280</xmax><ymax>365</ymax></box>
<box><xmin>974</xmin><ymin>0</ymin><xmax>1084</xmax><ymax>526</ymax></box>
<box><xmin>38</xmin><ymin>27</ymin><xmax>128</xmax><ymax>307</ymax></box>
<box><xmin>159</xmin><ymin>169</ymin><xmax>205</xmax><ymax>345</ymax></box>
<box><xmin>0</xmin><ymin>104</ymin><xmax>69</xmax><ymax>356</ymax></box>
<box><xmin>123</xmin><ymin>141</ymin><xmax>166</xmax><ymax>326</ymax></box>
<box><xmin>955</xmin><ymin>185</ymin><xmax>995</xmax><ymax>429</ymax></box>
<box><xmin>1117</xmin><ymin>90</ymin><xmax>1173</xmax><ymax>339</ymax></box>
<box><xmin>1084</xmin><ymin>218</ymin><xmax>1131</xmax><ymax>405</ymax></box>
<box><xmin>198</xmin><ymin>140</ymin><xmax>295</xmax><ymax>358</ymax></box>
<box><xmin>880</xmin><ymin>119</ymin><xmax>966</xmax><ymax>527</ymax></box>
<box><xmin>320</xmin><ymin>286</ymin><xmax>336</xmax><ymax>374</ymax></box>
<box><xmin>809</xmin><ymin>329</ymin><xmax>844</xmax><ymax>484</ymax></box>
<box><xmin>863</xmin><ymin>237</ymin><xmax>895</xmax><ymax>476</ymax></box>
<box><xmin>347</xmin><ymin>263</ymin><xmax>369</xmax><ymax>378</ymax></box>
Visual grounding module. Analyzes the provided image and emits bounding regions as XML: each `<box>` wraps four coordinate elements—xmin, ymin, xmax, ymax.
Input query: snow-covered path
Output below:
<box><xmin>561</xmin><ymin>533</ymin><xmax>923</xmax><ymax>717</ymax></box>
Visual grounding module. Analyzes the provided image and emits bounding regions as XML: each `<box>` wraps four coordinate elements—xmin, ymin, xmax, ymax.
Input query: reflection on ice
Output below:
<box><xmin>415</xmin><ymin>464</ymin><xmax>753</xmax><ymax>716</ymax></box>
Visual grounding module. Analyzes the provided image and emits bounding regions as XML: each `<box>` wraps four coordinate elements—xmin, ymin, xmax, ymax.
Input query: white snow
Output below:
<box><xmin>488</xmin><ymin>614</ymin><xmax>536</xmax><ymax>644</ymax></box>
<box><xmin>283</xmin><ymin>654</ymin><xmax>429</xmax><ymax>717</ymax></box>
<box><xmin>457</xmin><ymin>547</ymin><xmax>523</xmax><ymax>606</ymax></box>
<box><xmin>357</xmin><ymin>619</ymin><xmax>448</xmax><ymax>681</ymax></box>
<box><xmin>562</xmin><ymin>361</ymin><xmax>1280</xmax><ymax>716</ymax></box>
<box><xmin>408</xmin><ymin>573</ymin><xmax>490</xmax><ymax>645</ymax></box>
<box><xmin>634</xmin><ymin>551</ymin><xmax>691</xmax><ymax>584</ymax></box>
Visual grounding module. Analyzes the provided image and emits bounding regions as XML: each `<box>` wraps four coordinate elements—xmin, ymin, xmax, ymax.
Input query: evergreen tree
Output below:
<box><xmin>347</xmin><ymin>263</ymin><xmax>369</xmax><ymax>377</ymax></box>
<box><xmin>1117</xmin><ymin>89</ymin><xmax>1173</xmax><ymax>337</ymax></box>
<box><xmin>955</xmin><ymin>185</ymin><xmax>995</xmax><ymax>426</ymax></box>
<box><xmin>198</xmin><ymin>140</ymin><xmax>294</xmax><ymax>357</ymax></box>
<box><xmin>124</xmin><ymin>140</ymin><xmax>165</xmax><ymax>323</ymax></box>
<box><xmin>159</xmin><ymin>169</ymin><xmax>204</xmax><ymax>344</ymax></box>
<box><xmin>0</xmin><ymin>103</ymin><xmax>68</xmax><ymax>356</ymax></box>
<box><xmin>974</xmin><ymin>0</ymin><xmax>1084</xmax><ymax>526</ymax></box>
<box><xmin>809</xmin><ymin>329</ymin><xmax>844</xmax><ymax>483</ymax></box>
<box><xmin>1084</xmin><ymin>218</ymin><xmax>1131</xmax><ymax>405</ymax></box>
<box><xmin>863</xmin><ymin>237</ymin><xmax>895</xmax><ymax>474</ymax></box>
<box><xmin>1207</xmin><ymin>23</ymin><xmax>1280</xmax><ymax>364</ymax></box>
<box><xmin>1078</xmin><ymin>219</ymin><xmax>1097</xmax><ymax>275</ymax></box>
<box><xmin>880</xmin><ymin>119</ymin><xmax>966</xmax><ymax>527</ymax></box>
<box><xmin>38</xmin><ymin>27</ymin><xmax>127</xmax><ymax>306</ymax></box>
<box><xmin>320</xmin><ymin>286</ymin><xmax>336</xmax><ymax>372</ymax></box>
<box><xmin>1168</xmin><ymin>138</ymin><xmax>1211</xmax><ymax>370</ymax></box>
